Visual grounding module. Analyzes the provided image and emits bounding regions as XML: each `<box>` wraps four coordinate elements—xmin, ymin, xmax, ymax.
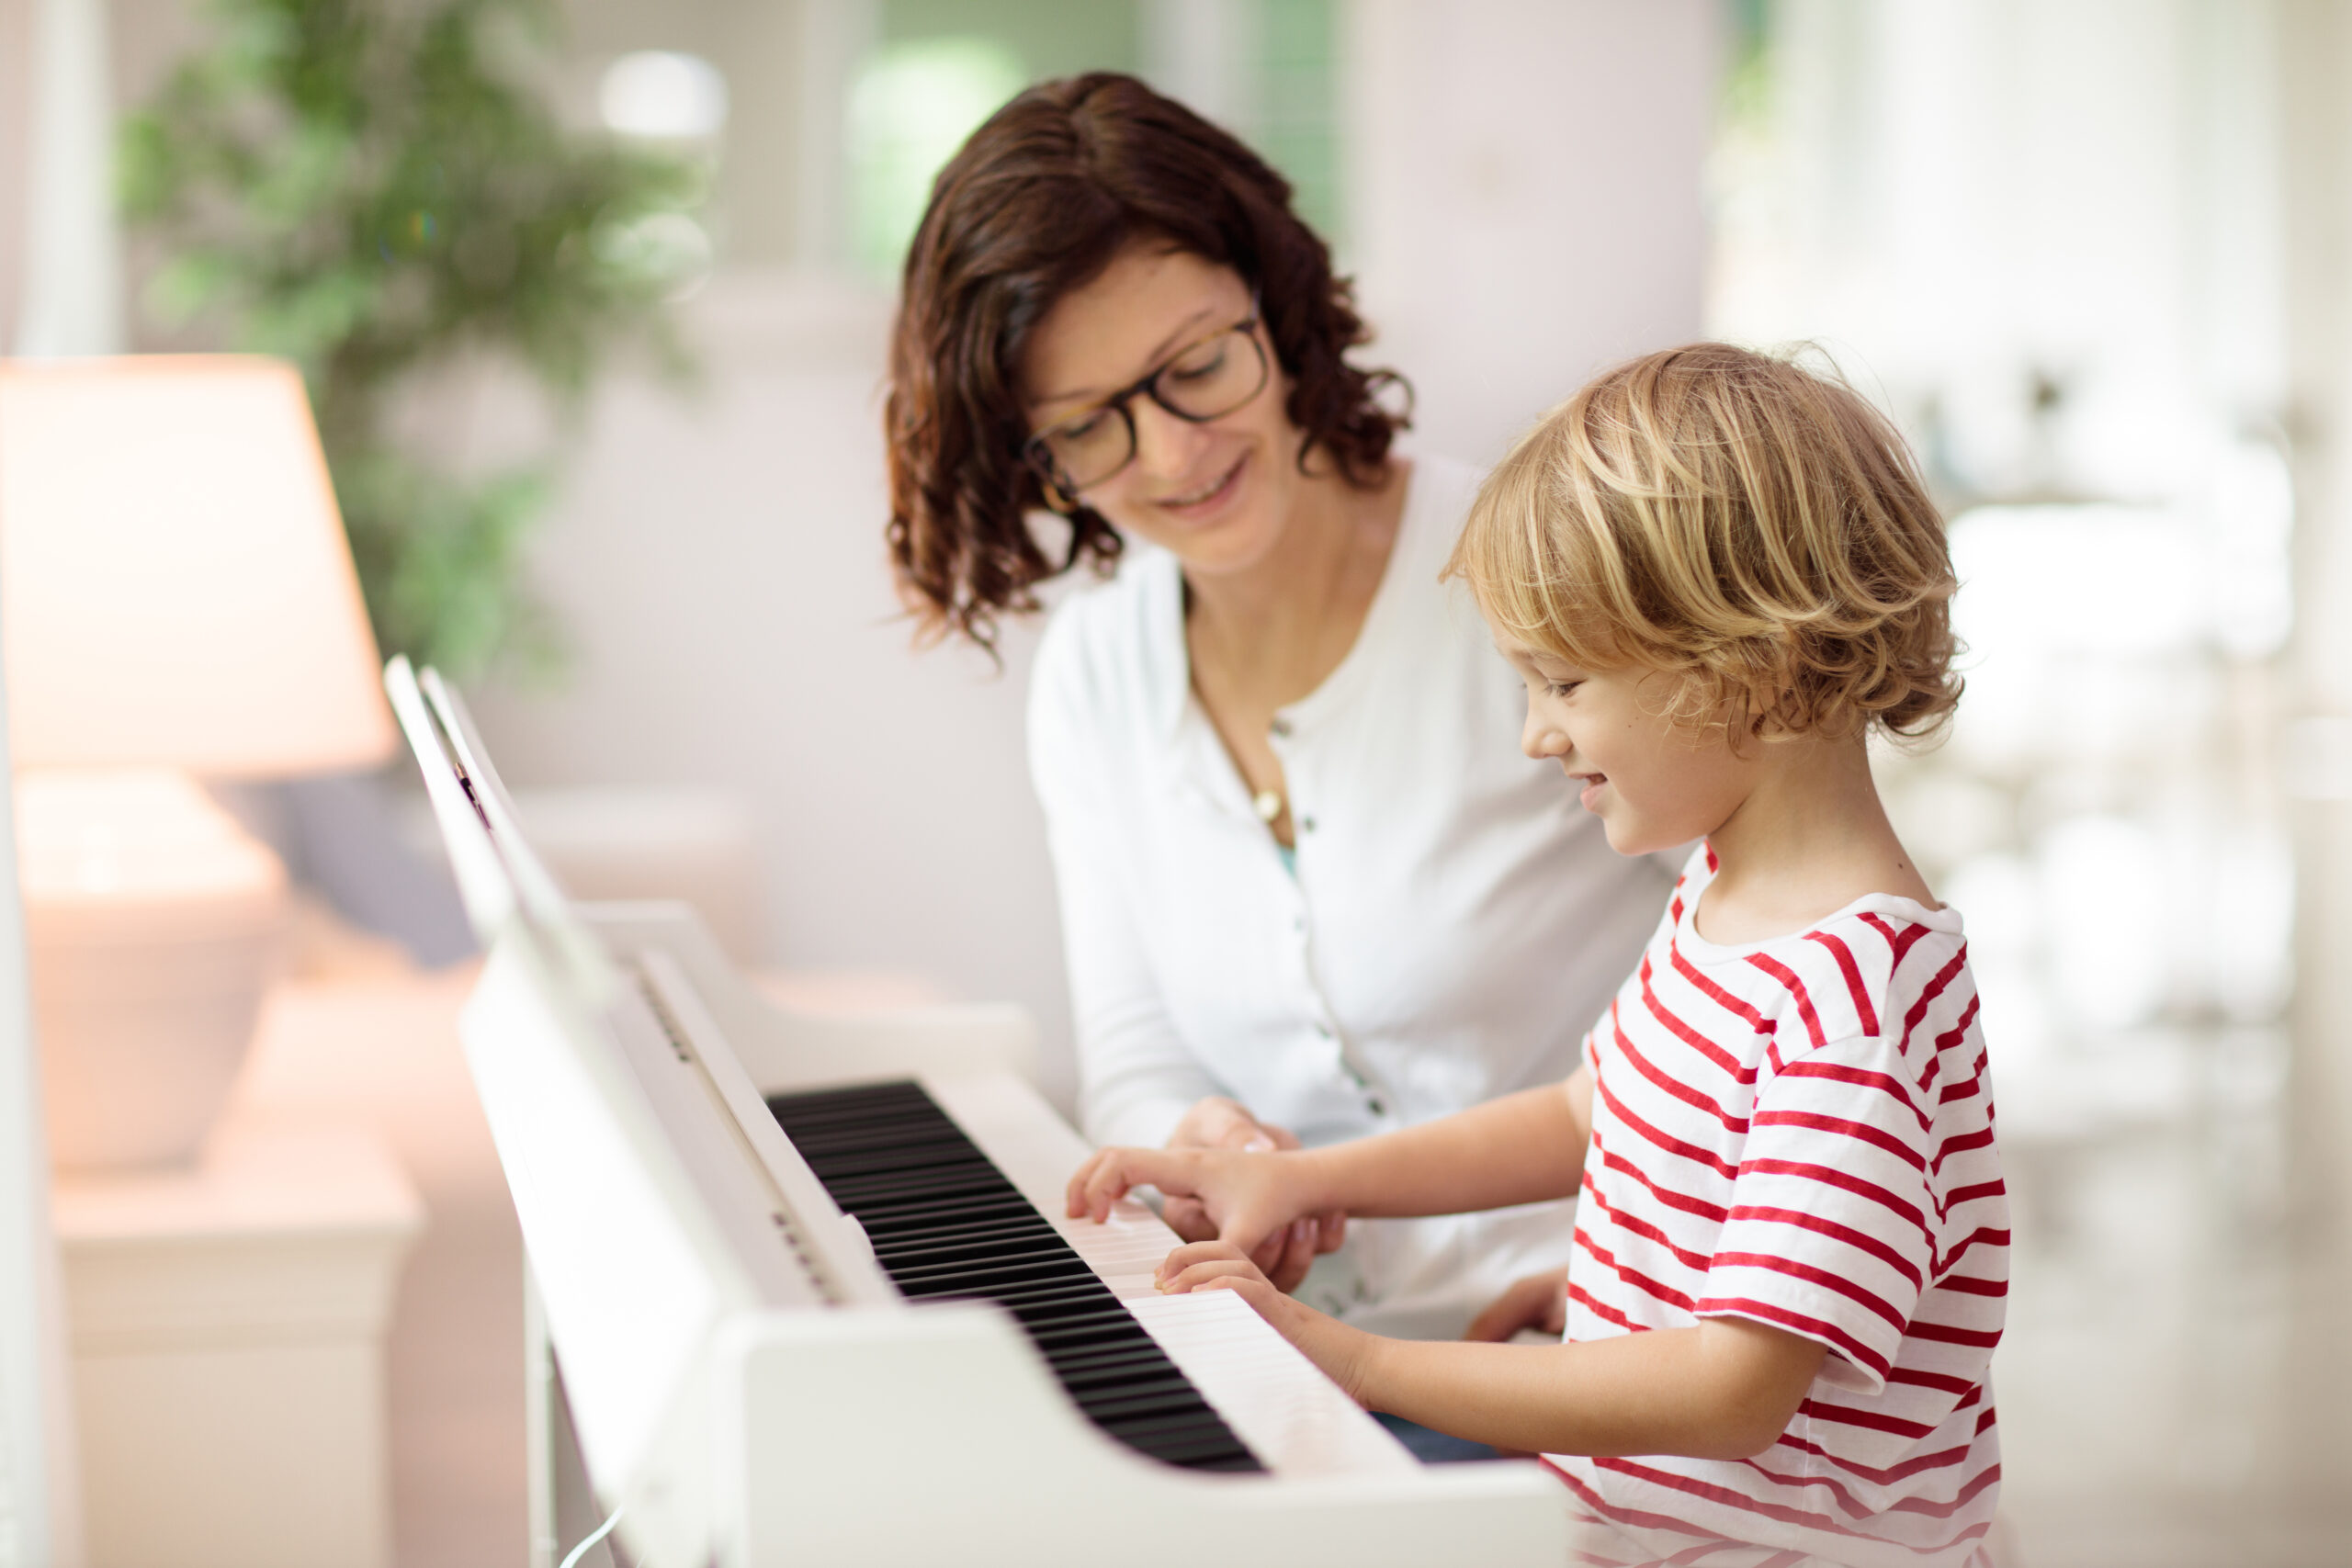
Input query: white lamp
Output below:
<box><xmin>0</xmin><ymin>356</ymin><xmax>395</xmax><ymax>1170</ymax></box>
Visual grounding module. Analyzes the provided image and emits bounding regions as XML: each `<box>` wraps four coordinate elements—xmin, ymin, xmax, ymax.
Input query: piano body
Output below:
<box><xmin>387</xmin><ymin>658</ymin><xmax>1571</xmax><ymax>1567</ymax></box>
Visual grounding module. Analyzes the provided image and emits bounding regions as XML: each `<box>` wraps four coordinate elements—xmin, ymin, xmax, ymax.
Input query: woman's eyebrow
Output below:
<box><xmin>1031</xmin><ymin>302</ymin><xmax>1225</xmax><ymax>410</ymax></box>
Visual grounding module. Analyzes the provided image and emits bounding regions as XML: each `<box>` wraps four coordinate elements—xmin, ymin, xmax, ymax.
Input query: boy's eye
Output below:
<box><xmin>1547</xmin><ymin>682</ymin><xmax>1580</xmax><ymax>698</ymax></box>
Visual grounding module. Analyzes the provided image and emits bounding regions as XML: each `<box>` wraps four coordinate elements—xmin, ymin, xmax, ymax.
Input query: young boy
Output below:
<box><xmin>1067</xmin><ymin>344</ymin><xmax>2007</xmax><ymax>1566</ymax></box>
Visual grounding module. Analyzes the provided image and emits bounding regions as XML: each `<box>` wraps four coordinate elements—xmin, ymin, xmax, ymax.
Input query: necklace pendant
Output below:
<box><xmin>1252</xmin><ymin>789</ymin><xmax>1283</xmax><ymax>824</ymax></box>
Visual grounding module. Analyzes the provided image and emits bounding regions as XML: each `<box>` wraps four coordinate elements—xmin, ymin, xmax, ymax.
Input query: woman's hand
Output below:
<box><xmin>1162</xmin><ymin>1097</ymin><xmax>1347</xmax><ymax>1291</ymax></box>
<box><xmin>1464</xmin><ymin>1268</ymin><xmax>1568</xmax><ymax>1343</ymax></box>
<box><xmin>1156</xmin><ymin>1240</ymin><xmax>1378</xmax><ymax>1404</ymax></box>
<box><xmin>1066</xmin><ymin>1143</ymin><xmax>1314</xmax><ymax>1262</ymax></box>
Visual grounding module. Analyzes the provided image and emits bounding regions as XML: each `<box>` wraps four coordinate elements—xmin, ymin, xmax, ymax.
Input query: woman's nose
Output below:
<box><xmin>1130</xmin><ymin>397</ymin><xmax>1211</xmax><ymax>479</ymax></box>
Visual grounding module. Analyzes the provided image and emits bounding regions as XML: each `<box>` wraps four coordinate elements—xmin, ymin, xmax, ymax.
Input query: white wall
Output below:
<box><xmin>470</xmin><ymin>6</ymin><xmax>1720</xmax><ymax>1112</ymax></box>
<box><xmin>462</xmin><ymin>275</ymin><xmax>1081</xmax><ymax>1095</ymax></box>
<box><xmin>1342</xmin><ymin>0</ymin><xmax>1718</xmax><ymax>464</ymax></box>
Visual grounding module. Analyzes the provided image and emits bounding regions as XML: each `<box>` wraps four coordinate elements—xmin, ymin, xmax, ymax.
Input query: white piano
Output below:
<box><xmin>387</xmin><ymin>658</ymin><xmax>1570</xmax><ymax>1567</ymax></box>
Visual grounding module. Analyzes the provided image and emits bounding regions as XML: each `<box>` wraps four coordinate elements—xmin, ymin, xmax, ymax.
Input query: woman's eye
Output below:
<box><xmin>1057</xmin><ymin>411</ymin><xmax>1110</xmax><ymax>444</ymax></box>
<box><xmin>1167</xmin><ymin>346</ymin><xmax>1228</xmax><ymax>383</ymax></box>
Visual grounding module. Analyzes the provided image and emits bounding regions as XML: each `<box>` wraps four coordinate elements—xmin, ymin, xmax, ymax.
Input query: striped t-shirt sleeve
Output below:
<box><xmin>1692</xmin><ymin>1032</ymin><xmax>1937</xmax><ymax>1394</ymax></box>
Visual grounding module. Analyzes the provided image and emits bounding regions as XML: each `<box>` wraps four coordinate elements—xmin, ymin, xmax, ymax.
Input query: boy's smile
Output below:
<box><xmin>1494</xmin><ymin>638</ymin><xmax>1760</xmax><ymax>856</ymax></box>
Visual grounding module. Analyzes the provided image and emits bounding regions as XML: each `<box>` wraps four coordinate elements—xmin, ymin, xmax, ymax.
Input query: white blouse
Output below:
<box><xmin>1027</xmin><ymin>455</ymin><xmax>1674</xmax><ymax>1337</ymax></box>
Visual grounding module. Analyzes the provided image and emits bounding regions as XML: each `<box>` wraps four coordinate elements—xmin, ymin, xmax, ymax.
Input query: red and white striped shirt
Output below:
<box><xmin>1546</xmin><ymin>845</ymin><xmax>2007</xmax><ymax>1568</ymax></box>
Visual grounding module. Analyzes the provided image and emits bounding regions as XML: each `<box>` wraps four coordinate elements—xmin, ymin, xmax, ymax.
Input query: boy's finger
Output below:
<box><xmin>1160</xmin><ymin>1257</ymin><xmax>1264</xmax><ymax>1294</ymax></box>
<box><xmin>1091</xmin><ymin>1153</ymin><xmax>1150</xmax><ymax>1221</ymax></box>
<box><xmin>1066</xmin><ymin>1150</ymin><xmax>1125</xmax><ymax>1220</ymax></box>
<box><xmin>1157</xmin><ymin>1239</ymin><xmax>1246</xmax><ymax>1281</ymax></box>
<box><xmin>1062</xmin><ymin>1151</ymin><xmax>1107</xmax><ymax>1218</ymax></box>
<box><xmin>1072</xmin><ymin>1148</ymin><xmax>1159</xmax><ymax>1221</ymax></box>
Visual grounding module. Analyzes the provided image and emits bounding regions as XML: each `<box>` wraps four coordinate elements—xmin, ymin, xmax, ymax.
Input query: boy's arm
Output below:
<box><xmin>1353</xmin><ymin>1316</ymin><xmax>1827</xmax><ymax>1459</ymax></box>
<box><xmin>1067</xmin><ymin>1071</ymin><xmax>1592</xmax><ymax>1257</ymax></box>
<box><xmin>1161</xmin><ymin>1246</ymin><xmax>1826</xmax><ymax>1460</ymax></box>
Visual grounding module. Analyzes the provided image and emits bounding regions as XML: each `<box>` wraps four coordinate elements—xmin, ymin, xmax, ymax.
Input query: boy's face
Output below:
<box><xmin>1496</xmin><ymin>637</ymin><xmax>1761</xmax><ymax>856</ymax></box>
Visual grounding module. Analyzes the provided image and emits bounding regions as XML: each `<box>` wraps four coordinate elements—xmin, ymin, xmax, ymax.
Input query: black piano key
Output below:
<box><xmin>869</xmin><ymin>1224</ymin><xmax>1069</xmax><ymax>1265</ymax></box>
<box><xmin>1077</xmin><ymin>1392</ymin><xmax>1241</xmax><ymax>1429</ymax></box>
<box><xmin>894</xmin><ymin>1282</ymin><xmax>1101</xmax><ymax>1313</ymax></box>
<box><xmin>1055</xmin><ymin>1366</ymin><xmax>1199</xmax><ymax>1396</ymax></box>
<box><xmin>887</xmin><ymin>1258</ymin><xmax>1100</xmax><ymax>1295</ymax></box>
<box><xmin>768</xmin><ymin>1079</ymin><xmax>1262</xmax><ymax>1475</ymax></box>
<box><xmin>864</xmin><ymin>1204</ymin><xmax>1041</xmax><ymax>1234</ymax></box>
<box><xmin>1044</xmin><ymin>1344</ymin><xmax>1181</xmax><ymax>1376</ymax></box>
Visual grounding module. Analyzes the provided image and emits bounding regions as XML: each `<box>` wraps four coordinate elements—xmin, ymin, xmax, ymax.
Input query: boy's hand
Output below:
<box><xmin>1065</xmin><ymin>1144</ymin><xmax>1308</xmax><ymax>1261</ymax></box>
<box><xmin>1163</xmin><ymin>1097</ymin><xmax>1347</xmax><ymax>1291</ymax></box>
<box><xmin>1156</xmin><ymin>1240</ymin><xmax>1376</xmax><ymax>1404</ymax></box>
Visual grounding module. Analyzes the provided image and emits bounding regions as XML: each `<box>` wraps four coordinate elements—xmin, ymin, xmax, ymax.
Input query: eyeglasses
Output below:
<box><xmin>1024</xmin><ymin>299</ymin><xmax>1271</xmax><ymax>500</ymax></box>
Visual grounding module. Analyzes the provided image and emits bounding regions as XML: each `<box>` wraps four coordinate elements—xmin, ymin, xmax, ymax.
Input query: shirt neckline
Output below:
<box><xmin>1671</xmin><ymin>845</ymin><xmax>1962</xmax><ymax>964</ymax></box>
<box><xmin>1145</xmin><ymin>457</ymin><xmax>1430</xmax><ymax>748</ymax></box>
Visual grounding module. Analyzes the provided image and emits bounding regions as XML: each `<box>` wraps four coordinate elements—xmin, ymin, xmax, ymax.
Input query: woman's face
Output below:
<box><xmin>1021</xmin><ymin>245</ymin><xmax>1302</xmax><ymax>579</ymax></box>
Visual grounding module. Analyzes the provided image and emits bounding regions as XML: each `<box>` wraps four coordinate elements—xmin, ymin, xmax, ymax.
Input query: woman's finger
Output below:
<box><xmin>1222</xmin><ymin>1122</ymin><xmax>1279</xmax><ymax>1154</ymax></box>
<box><xmin>1161</xmin><ymin>1195</ymin><xmax>1217</xmax><ymax>1244</ymax></box>
<box><xmin>1265</xmin><ymin>1217</ymin><xmax>1317</xmax><ymax>1292</ymax></box>
<box><xmin>1169</xmin><ymin>1097</ymin><xmax>1254</xmax><ymax>1150</ymax></box>
<box><xmin>1464</xmin><ymin>1269</ymin><xmax>1567</xmax><ymax>1342</ymax></box>
<box><xmin>1314</xmin><ymin>1209</ymin><xmax>1347</xmax><ymax>1254</ymax></box>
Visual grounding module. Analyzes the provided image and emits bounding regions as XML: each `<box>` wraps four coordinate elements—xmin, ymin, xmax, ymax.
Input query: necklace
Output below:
<box><xmin>1252</xmin><ymin>789</ymin><xmax>1284</xmax><ymax>825</ymax></box>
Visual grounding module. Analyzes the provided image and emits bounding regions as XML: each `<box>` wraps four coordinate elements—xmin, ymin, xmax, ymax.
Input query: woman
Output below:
<box><xmin>884</xmin><ymin>73</ymin><xmax>1667</xmax><ymax>1365</ymax></box>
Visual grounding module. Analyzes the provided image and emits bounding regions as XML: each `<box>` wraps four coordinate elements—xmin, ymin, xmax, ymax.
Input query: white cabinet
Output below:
<box><xmin>54</xmin><ymin>1123</ymin><xmax>422</xmax><ymax>1568</ymax></box>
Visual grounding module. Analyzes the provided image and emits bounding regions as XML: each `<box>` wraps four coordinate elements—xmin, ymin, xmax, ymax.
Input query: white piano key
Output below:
<box><xmin>1125</xmin><ymin>1291</ymin><xmax>1418</xmax><ymax>1479</ymax></box>
<box><xmin>921</xmin><ymin>1070</ymin><xmax>1416</xmax><ymax>1477</ymax></box>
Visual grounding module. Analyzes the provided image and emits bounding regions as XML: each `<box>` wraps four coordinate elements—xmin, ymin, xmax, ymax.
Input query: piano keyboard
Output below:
<box><xmin>765</xmin><ymin>1078</ymin><xmax>1264</xmax><ymax>1472</ymax></box>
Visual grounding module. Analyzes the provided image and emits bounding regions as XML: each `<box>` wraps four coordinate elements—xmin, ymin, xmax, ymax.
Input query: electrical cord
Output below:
<box><xmin>558</xmin><ymin>1504</ymin><xmax>625</xmax><ymax>1568</ymax></box>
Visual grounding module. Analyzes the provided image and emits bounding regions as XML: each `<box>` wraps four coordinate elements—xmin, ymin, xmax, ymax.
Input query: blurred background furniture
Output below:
<box><xmin>54</xmin><ymin>1122</ymin><xmax>420</xmax><ymax>1568</ymax></box>
<box><xmin>0</xmin><ymin>357</ymin><xmax>396</xmax><ymax>1172</ymax></box>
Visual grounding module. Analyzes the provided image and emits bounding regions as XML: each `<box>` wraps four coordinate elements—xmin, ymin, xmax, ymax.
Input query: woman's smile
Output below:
<box><xmin>1152</xmin><ymin>452</ymin><xmax>1250</xmax><ymax>522</ymax></box>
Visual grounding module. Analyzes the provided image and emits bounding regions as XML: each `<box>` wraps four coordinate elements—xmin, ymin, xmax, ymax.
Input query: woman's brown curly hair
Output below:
<box><xmin>885</xmin><ymin>72</ymin><xmax>1407</xmax><ymax>649</ymax></box>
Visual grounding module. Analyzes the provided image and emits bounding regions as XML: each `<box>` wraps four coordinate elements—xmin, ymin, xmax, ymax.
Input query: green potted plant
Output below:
<box><xmin>121</xmin><ymin>0</ymin><xmax>704</xmax><ymax>679</ymax></box>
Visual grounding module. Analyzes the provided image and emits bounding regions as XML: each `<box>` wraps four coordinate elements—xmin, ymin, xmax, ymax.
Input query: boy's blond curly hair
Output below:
<box><xmin>1449</xmin><ymin>343</ymin><xmax>1962</xmax><ymax>742</ymax></box>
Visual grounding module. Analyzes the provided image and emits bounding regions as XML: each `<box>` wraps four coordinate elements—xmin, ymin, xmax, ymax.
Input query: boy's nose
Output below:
<box><xmin>1521</xmin><ymin>707</ymin><xmax>1568</xmax><ymax>761</ymax></box>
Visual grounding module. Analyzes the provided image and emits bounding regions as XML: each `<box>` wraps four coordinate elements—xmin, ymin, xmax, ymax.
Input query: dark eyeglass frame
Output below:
<box><xmin>1023</xmin><ymin>295</ymin><xmax>1269</xmax><ymax>504</ymax></box>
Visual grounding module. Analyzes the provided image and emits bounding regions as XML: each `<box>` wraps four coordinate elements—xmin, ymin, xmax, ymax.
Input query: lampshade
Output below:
<box><xmin>0</xmin><ymin>355</ymin><xmax>394</xmax><ymax>776</ymax></box>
